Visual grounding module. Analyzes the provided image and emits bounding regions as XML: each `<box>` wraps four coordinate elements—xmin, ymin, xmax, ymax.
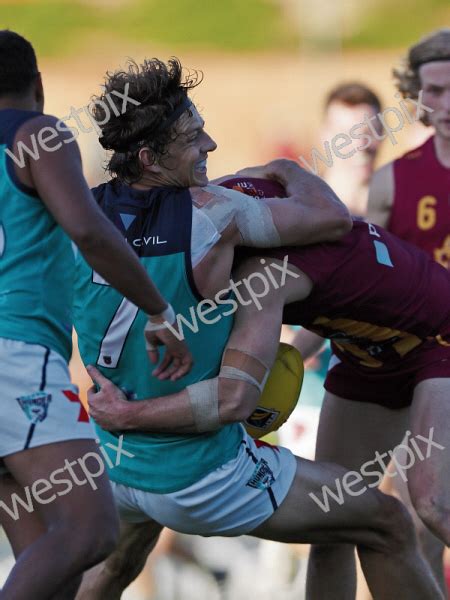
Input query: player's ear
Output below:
<box><xmin>139</xmin><ymin>147</ymin><xmax>161</xmax><ymax>174</ymax></box>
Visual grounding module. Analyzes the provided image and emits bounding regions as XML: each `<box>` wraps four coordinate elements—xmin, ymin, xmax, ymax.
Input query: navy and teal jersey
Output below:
<box><xmin>0</xmin><ymin>109</ymin><xmax>74</xmax><ymax>361</ymax></box>
<box><xmin>74</xmin><ymin>181</ymin><xmax>243</xmax><ymax>493</ymax></box>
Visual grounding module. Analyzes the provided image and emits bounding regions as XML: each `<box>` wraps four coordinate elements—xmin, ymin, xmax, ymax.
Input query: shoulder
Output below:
<box><xmin>16</xmin><ymin>113</ymin><xmax>79</xmax><ymax>149</ymax></box>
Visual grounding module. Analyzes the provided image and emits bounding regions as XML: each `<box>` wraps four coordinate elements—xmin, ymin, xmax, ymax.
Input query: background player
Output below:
<box><xmin>368</xmin><ymin>28</ymin><xmax>450</xmax><ymax>262</ymax></box>
<box><xmin>0</xmin><ymin>32</ymin><xmax>192</xmax><ymax>600</ymax></box>
<box><xmin>319</xmin><ymin>82</ymin><xmax>383</xmax><ymax>217</ymax></box>
<box><xmin>282</xmin><ymin>81</ymin><xmax>384</xmax><ymax>463</ymax></box>
<box><xmin>367</xmin><ymin>27</ymin><xmax>450</xmax><ymax>593</ymax></box>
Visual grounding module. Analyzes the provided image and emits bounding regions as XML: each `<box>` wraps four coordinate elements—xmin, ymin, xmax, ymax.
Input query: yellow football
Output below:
<box><xmin>244</xmin><ymin>342</ymin><xmax>304</xmax><ymax>439</ymax></box>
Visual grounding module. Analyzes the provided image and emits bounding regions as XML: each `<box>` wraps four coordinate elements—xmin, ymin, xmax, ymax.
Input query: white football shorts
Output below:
<box><xmin>0</xmin><ymin>337</ymin><xmax>95</xmax><ymax>460</ymax></box>
<box><xmin>111</xmin><ymin>426</ymin><xmax>297</xmax><ymax>537</ymax></box>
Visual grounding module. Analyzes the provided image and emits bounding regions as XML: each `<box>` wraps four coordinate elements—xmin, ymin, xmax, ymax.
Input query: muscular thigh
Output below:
<box><xmin>316</xmin><ymin>392</ymin><xmax>409</xmax><ymax>474</ymax></box>
<box><xmin>408</xmin><ymin>378</ymin><xmax>450</xmax><ymax>503</ymax></box>
<box><xmin>250</xmin><ymin>455</ymin><xmax>393</xmax><ymax>546</ymax></box>
<box><xmin>0</xmin><ymin>472</ymin><xmax>46</xmax><ymax>557</ymax></box>
<box><xmin>3</xmin><ymin>439</ymin><xmax>117</xmax><ymax>527</ymax></box>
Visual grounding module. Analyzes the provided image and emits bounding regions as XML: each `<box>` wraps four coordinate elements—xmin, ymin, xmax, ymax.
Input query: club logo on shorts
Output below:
<box><xmin>245</xmin><ymin>407</ymin><xmax>279</xmax><ymax>431</ymax></box>
<box><xmin>16</xmin><ymin>392</ymin><xmax>52</xmax><ymax>424</ymax></box>
<box><xmin>246</xmin><ymin>458</ymin><xmax>275</xmax><ymax>491</ymax></box>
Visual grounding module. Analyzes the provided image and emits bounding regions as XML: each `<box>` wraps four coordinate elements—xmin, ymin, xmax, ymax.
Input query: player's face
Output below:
<box><xmin>160</xmin><ymin>105</ymin><xmax>217</xmax><ymax>187</ymax></box>
<box><xmin>420</xmin><ymin>61</ymin><xmax>450</xmax><ymax>140</ymax></box>
<box><xmin>323</xmin><ymin>101</ymin><xmax>382</xmax><ymax>183</ymax></box>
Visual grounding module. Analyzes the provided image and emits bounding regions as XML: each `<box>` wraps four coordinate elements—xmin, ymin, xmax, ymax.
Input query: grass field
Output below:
<box><xmin>2</xmin><ymin>0</ymin><xmax>449</xmax><ymax>59</ymax></box>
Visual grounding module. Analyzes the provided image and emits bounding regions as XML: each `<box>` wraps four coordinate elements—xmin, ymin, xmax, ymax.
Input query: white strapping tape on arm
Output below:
<box><xmin>200</xmin><ymin>184</ymin><xmax>281</xmax><ymax>247</ymax></box>
<box><xmin>219</xmin><ymin>365</ymin><xmax>269</xmax><ymax>393</ymax></box>
<box><xmin>186</xmin><ymin>361</ymin><xmax>270</xmax><ymax>432</ymax></box>
<box><xmin>187</xmin><ymin>378</ymin><xmax>220</xmax><ymax>432</ymax></box>
<box><xmin>144</xmin><ymin>304</ymin><xmax>176</xmax><ymax>350</ymax></box>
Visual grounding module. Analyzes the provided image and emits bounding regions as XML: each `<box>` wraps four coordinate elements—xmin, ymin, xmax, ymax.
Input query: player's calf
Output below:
<box><xmin>76</xmin><ymin>519</ymin><xmax>162</xmax><ymax>600</ymax></box>
<box><xmin>357</xmin><ymin>493</ymin><xmax>444</xmax><ymax>599</ymax></box>
<box><xmin>412</xmin><ymin>494</ymin><xmax>450</xmax><ymax>547</ymax></box>
<box><xmin>409</xmin><ymin>379</ymin><xmax>450</xmax><ymax>546</ymax></box>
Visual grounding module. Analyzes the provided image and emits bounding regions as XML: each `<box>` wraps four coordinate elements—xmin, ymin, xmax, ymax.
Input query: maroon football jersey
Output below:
<box><xmin>389</xmin><ymin>136</ymin><xmax>450</xmax><ymax>268</ymax></box>
<box><xmin>271</xmin><ymin>220</ymin><xmax>450</xmax><ymax>371</ymax></box>
<box><xmin>219</xmin><ymin>176</ymin><xmax>450</xmax><ymax>372</ymax></box>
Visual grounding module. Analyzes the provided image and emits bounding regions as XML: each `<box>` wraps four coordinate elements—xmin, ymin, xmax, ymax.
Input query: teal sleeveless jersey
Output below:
<box><xmin>74</xmin><ymin>182</ymin><xmax>243</xmax><ymax>493</ymax></box>
<box><xmin>0</xmin><ymin>109</ymin><xmax>74</xmax><ymax>361</ymax></box>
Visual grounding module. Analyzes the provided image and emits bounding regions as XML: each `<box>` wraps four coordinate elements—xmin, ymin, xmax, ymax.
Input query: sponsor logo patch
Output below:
<box><xmin>246</xmin><ymin>458</ymin><xmax>275</xmax><ymax>490</ymax></box>
<box><xmin>245</xmin><ymin>407</ymin><xmax>279</xmax><ymax>431</ymax></box>
<box><xmin>16</xmin><ymin>392</ymin><xmax>52</xmax><ymax>424</ymax></box>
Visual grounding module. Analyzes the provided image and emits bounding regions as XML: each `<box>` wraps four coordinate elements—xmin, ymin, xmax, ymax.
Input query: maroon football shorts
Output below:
<box><xmin>324</xmin><ymin>337</ymin><xmax>450</xmax><ymax>409</ymax></box>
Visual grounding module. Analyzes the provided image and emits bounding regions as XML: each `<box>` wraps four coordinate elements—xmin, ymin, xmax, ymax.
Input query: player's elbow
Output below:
<box><xmin>69</xmin><ymin>225</ymin><xmax>100</xmax><ymax>250</ymax></box>
<box><xmin>72</xmin><ymin>225</ymin><xmax>111</xmax><ymax>255</ymax></box>
<box><xmin>218</xmin><ymin>378</ymin><xmax>260</xmax><ymax>424</ymax></box>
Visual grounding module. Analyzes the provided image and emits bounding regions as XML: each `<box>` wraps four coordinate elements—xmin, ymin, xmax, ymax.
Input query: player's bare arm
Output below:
<box><xmin>237</xmin><ymin>158</ymin><xmax>353</xmax><ymax>244</ymax></box>
<box><xmin>16</xmin><ymin>115</ymin><xmax>192</xmax><ymax>378</ymax></box>
<box><xmin>87</xmin><ymin>257</ymin><xmax>312</xmax><ymax>433</ymax></box>
<box><xmin>196</xmin><ymin>159</ymin><xmax>352</xmax><ymax>249</ymax></box>
<box><xmin>188</xmin><ymin>159</ymin><xmax>352</xmax><ymax>297</ymax></box>
<box><xmin>291</xmin><ymin>328</ymin><xmax>326</xmax><ymax>361</ymax></box>
<box><xmin>367</xmin><ymin>161</ymin><xmax>395</xmax><ymax>228</ymax></box>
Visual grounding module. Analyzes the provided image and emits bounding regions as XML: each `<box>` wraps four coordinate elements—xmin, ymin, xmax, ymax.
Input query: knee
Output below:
<box><xmin>375</xmin><ymin>493</ymin><xmax>417</xmax><ymax>551</ymax></box>
<box><xmin>70</xmin><ymin>511</ymin><xmax>120</xmax><ymax>568</ymax></box>
<box><xmin>413</xmin><ymin>495</ymin><xmax>450</xmax><ymax>546</ymax></box>
<box><xmin>89</xmin><ymin>511</ymin><xmax>120</xmax><ymax>561</ymax></box>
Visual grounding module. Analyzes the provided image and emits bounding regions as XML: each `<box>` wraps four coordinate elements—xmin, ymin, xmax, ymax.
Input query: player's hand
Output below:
<box><xmin>144</xmin><ymin>316</ymin><xmax>193</xmax><ymax>382</ymax></box>
<box><xmin>236</xmin><ymin>159</ymin><xmax>300</xmax><ymax>185</ymax></box>
<box><xmin>86</xmin><ymin>366</ymin><xmax>133</xmax><ymax>431</ymax></box>
<box><xmin>235</xmin><ymin>164</ymin><xmax>268</xmax><ymax>179</ymax></box>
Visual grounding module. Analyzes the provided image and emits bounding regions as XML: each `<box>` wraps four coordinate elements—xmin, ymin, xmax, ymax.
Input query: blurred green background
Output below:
<box><xmin>3</xmin><ymin>0</ymin><xmax>450</xmax><ymax>57</ymax></box>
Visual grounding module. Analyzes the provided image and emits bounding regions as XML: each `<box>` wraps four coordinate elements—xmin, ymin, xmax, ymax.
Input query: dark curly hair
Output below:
<box><xmin>92</xmin><ymin>58</ymin><xmax>202</xmax><ymax>183</ymax></box>
<box><xmin>393</xmin><ymin>29</ymin><xmax>450</xmax><ymax>125</ymax></box>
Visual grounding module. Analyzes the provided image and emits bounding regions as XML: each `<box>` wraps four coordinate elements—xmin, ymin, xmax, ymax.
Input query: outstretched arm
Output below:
<box><xmin>237</xmin><ymin>159</ymin><xmax>353</xmax><ymax>245</ymax></box>
<box><xmin>198</xmin><ymin>160</ymin><xmax>351</xmax><ymax>252</ymax></box>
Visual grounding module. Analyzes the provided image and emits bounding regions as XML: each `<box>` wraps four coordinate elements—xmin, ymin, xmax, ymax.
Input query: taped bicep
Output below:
<box><xmin>197</xmin><ymin>184</ymin><xmax>281</xmax><ymax>247</ymax></box>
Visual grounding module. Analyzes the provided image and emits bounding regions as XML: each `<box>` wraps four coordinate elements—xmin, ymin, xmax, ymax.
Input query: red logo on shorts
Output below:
<box><xmin>62</xmin><ymin>390</ymin><xmax>89</xmax><ymax>422</ymax></box>
<box><xmin>254</xmin><ymin>439</ymin><xmax>280</xmax><ymax>453</ymax></box>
